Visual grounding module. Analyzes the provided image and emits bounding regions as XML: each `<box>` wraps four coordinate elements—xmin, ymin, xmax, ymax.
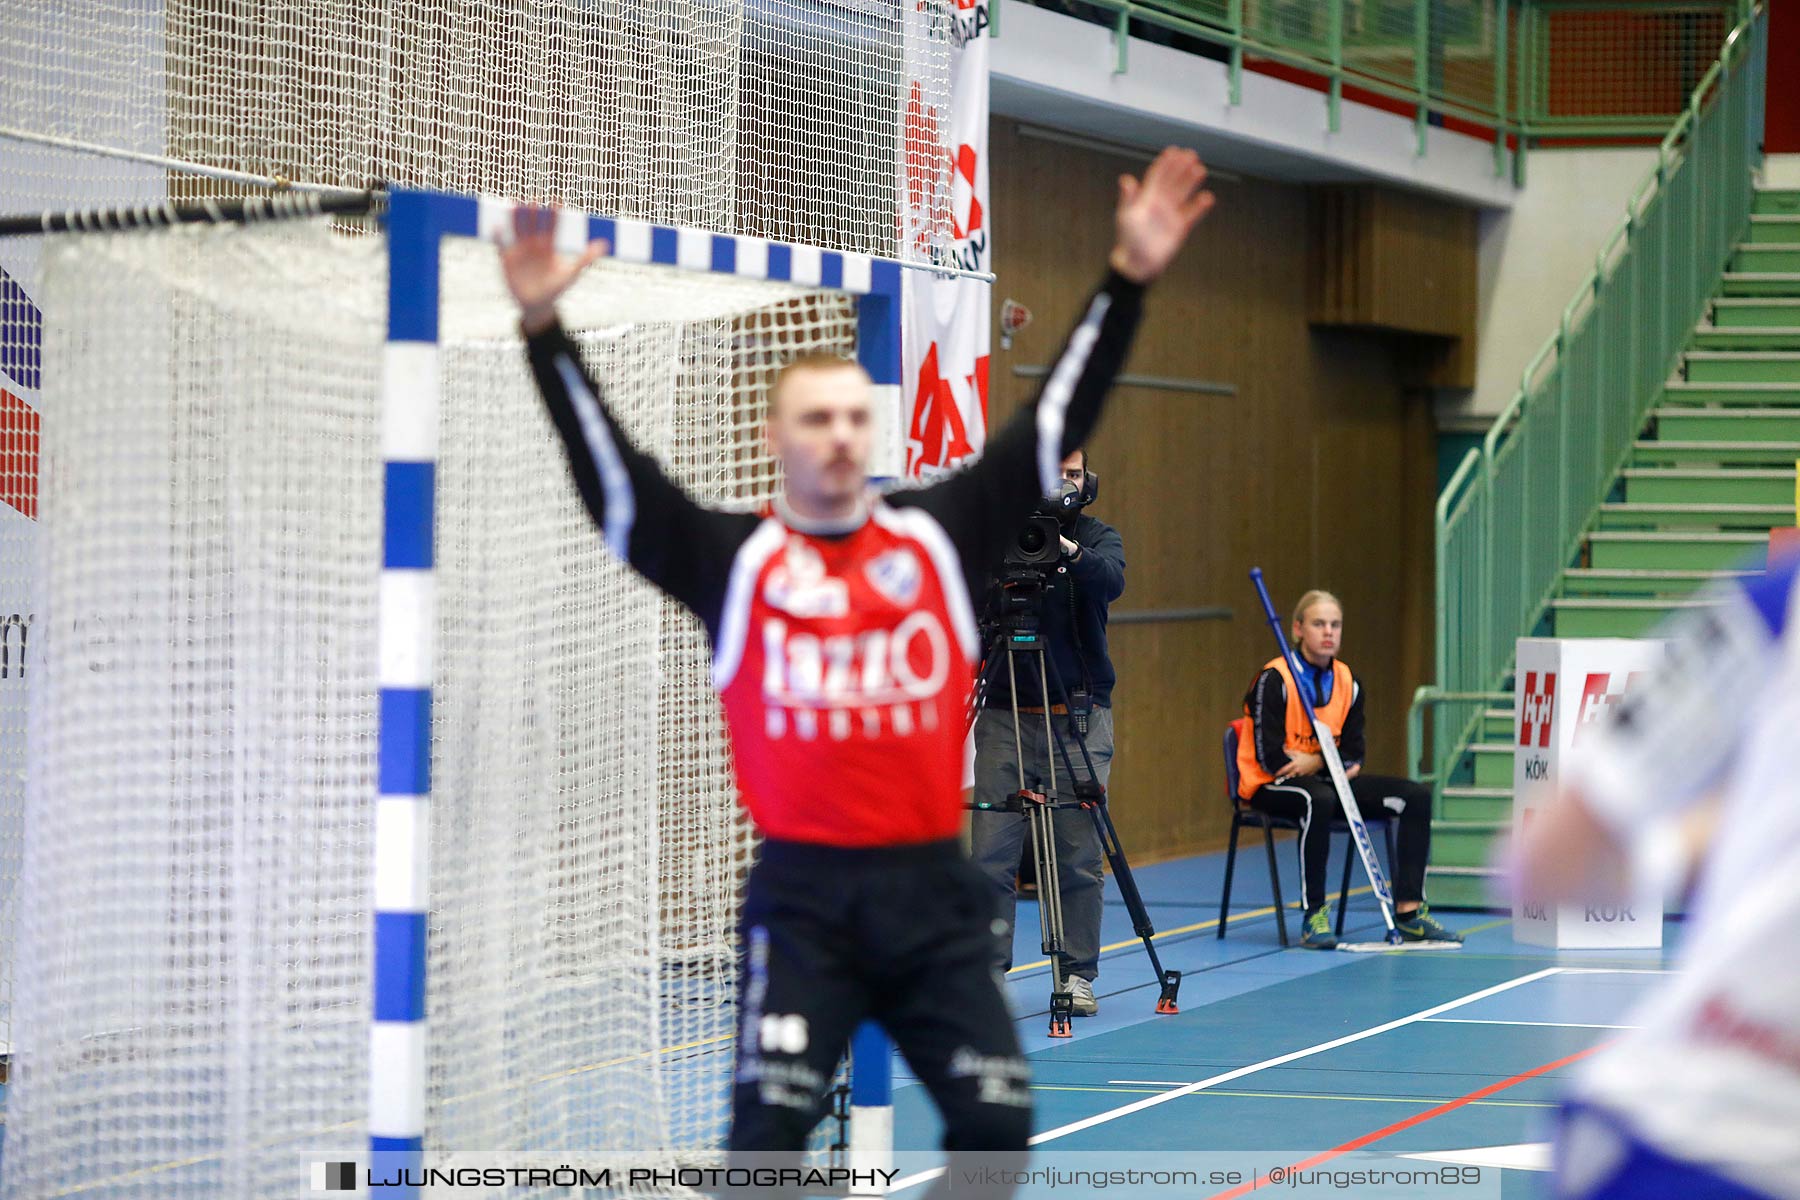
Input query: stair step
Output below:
<box><xmin>1732</xmin><ymin>244</ymin><xmax>1800</xmax><ymax>273</ymax></box>
<box><xmin>1479</xmin><ymin>708</ymin><xmax>1514</xmax><ymax>740</ymax></box>
<box><xmin>1691</xmin><ymin>325</ymin><xmax>1800</xmax><ymax>351</ymax></box>
<box><xmin>1713</xmin><ymin>299</ymin><xmax>1800</xmax><ymax>329</ymax></box>
<box><xmin>1597</xmin><ymin>501</ymin><xmax>1793</xmax><ymax>531</ymax></box>
<box><xmin>1424</xmin><ymin>866</ymin><xmax>1502</xmax><ymax>910</ymax></box>
<box><xmin>1746</xmin><ymin>216</ymin><xmax>1800</xmax><ymax>244</ymax></box>
<box><xmin>1470</xmin><ymin>744</ymin><xmax>1513</xmax><ymax>788</ymax></box>
<box><xmin>1441</xmin><ymin>790</ymin><xmax>1511</xmax><ymax>823</ymax></box>
<box><xmin>1721</xmin><ymin>273</ymin><xmax>1800</xmax><ymax>298</ymax></box>
<box><xmin>1432</xmin><ymin>821</ymin><xmax>1506</xmax><ymax>867</ymax></box>
<box><xmin>1550</xmin><ymin>596</ymin><xmax>1716</xmax><ymax>637</ymax></box>
<box><xmin>1662</xmin><ymin>381</ymin><xmax>1800</xmax><ymax>405</ymax></box>
<box><xmin>1622</xmin><ymin>467</ymin><xmax>1796</xmax><ymax>505</ymax></box>
<box><xmin>1561</xmin><ymin>566</ymin><xmax>1756</xmax><ymax>596</ymax></box>
<box><xmin>1685</xmin><ymin>351</ymin><xmax>1800</xmax><ymax>383</ymax></box>
<box><xmin>1652</xmin><ymin>408</ymin><xmax>1800</xmax><ymax>441</ymax></box>
<box><xmin>1631</xmin><ymin>439</ymin><xmax>1800</xmax><ymax>466</ymax></box>
<box><xmin>1586</xmin><ymin>530</ymin><xmax>1767</xmax><ymax>570</ymax></box>
<box><xmin>1754</xmin><ymin>190</ymin><xmax>1800</xmax><ymax>216</ymax></box>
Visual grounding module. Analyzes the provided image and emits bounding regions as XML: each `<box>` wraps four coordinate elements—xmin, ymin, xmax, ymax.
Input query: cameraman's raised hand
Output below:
<box><xmin>1059</xmin><ymin>535</ymin><xmax>1081</xmax><ymax>560</ymax></box>
<box><xmin>1109</xmin><ymin>148</ymin><xmax>1215</xmax><ymax>285</ymax></box>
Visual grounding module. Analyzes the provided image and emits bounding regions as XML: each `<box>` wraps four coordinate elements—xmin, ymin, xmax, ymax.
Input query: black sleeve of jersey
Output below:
<box><xmin>1249</xmin><ymin>667</ymin><xmax>1288</xmax><ymax>776</ymax></box>
<box><xmin>1339</xmin><ymin>682</ymin><xmax>1366</xmax><ymax>768</ymax></box>
<box><xmin>1070</xmin><ymin>522</ymin><xmax>1125</xmax><ymax>603</ymax></box>
<box><xmin>888</xmin><ymin>270</ymin><xmax>1146</xmax><ymax>597</ymax></box>
<box><xmin>524</xmin><ymin>319</ymin><xmax>761</xmax><ymax>639</ymax></box>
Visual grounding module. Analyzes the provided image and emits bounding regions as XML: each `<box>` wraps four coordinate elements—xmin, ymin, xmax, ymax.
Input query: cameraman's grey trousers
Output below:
<box><xmin>967</xmin><ymin>704</ymin><xmax>1114</xmax><ymax>982</ymax></box>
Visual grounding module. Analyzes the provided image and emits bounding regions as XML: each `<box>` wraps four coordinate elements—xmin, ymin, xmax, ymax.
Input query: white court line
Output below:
<box><xmin>890</xmin><ymin>966</ymin><xmax>1569</xmax><ymax>1194</ymax></box>
<box><xmin>1423</xmin><ymin>1018</ymin><xmax>1640</xmax><ymax>1030</ymax></box>
<box><xmin>1552</xmin><ymin>967</ymin><xmax>1675</xmax><ymax>975</ymax></box>
<box><xmin>1401</xmin><ymin>1143</ymin><xmax>1552</xmax><ymax>1173</ymax></box>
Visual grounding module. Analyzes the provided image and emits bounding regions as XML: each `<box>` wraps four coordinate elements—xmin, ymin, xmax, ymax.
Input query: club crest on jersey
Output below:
<box><xmin>865</xmin><ymin>548</ymin><xmax>923</xmax><ymax>607</ymax></box>
<box><xmin>765</xmin><ymin>539</ymin><xmax>848</xmax><ymax>618</ymax></box>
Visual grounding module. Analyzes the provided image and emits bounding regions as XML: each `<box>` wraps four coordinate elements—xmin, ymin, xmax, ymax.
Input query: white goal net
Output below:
<box><xmin>0</xmin><ymin>0</ymin><xmax>949</xmax><ymax>258</ymax></box>
<box><xmin>1</xmin><ymin>218</ymin><xmax>857</xmax><ymax>1198</ymax></box>
<box><xmin>0</xmin><ymin>0</ymin><xmax>954</xmax><ymax>1183</ymax></box>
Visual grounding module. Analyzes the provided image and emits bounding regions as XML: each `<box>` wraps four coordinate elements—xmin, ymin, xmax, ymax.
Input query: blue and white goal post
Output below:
<box><xmin>376</xmin><ymin>187</ymin><xmax>900</xmax><ymax>1188</ymax></box>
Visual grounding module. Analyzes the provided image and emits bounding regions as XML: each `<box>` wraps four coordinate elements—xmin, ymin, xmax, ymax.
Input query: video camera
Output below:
<box><xmin>1002</xmin><ymin>471</ymin><xmax>1100</xmax><ymax>569</ymax></box>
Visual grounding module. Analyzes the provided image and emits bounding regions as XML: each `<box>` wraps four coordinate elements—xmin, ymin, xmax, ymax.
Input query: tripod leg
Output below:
<box><xmin>1036</xmin><ymin>654</ymin><xmax>1175</xmax><ymax>1011</ymax></box>
<box><xmin>1025</xmin><ymin>650</ymin><xmax>1074</xmax><ymax>1039</ymax></box>
<box><xmin>1026</xmin><ymin>812</ymin><xmax>1057</xmax><ymax>975</ymax></box>
<box><xmin>1031</xmin><ymin>800</ymin><xmax>1073</xmax><ymax>1039</ymax></box>
<box><xmin>1041</xmin><ymin>652</ymin><xmax>1103</xmax><ymax>803</ymax></box>
<box><xmin>1086</xmin><ymin>802</ymin><xmax>1180</xmax><ymax>1012</ymax></box>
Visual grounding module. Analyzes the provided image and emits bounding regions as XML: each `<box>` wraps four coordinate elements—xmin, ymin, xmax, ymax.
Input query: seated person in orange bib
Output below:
<box><xmin>1234</xmin><ymin>590</ymin><xmax>1461</xmax><ymax>949</ymax></box>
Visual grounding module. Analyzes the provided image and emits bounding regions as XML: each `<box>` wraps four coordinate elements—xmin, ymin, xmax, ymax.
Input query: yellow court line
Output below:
<box><xmin>1007</xmin><ymin>888</ymin><xmax>1376</xmax><ymax>974</ymax></box>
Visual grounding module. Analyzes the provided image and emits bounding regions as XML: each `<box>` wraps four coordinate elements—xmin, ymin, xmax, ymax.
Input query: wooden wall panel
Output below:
<box><xmin>1309</xmin><ymin>184</ymin><xmax>1479</xmax><ymax>390</ymax></box>
<box><xmin>989</xmin><ymin>122</ymin><xmax>1439</xmax><ymax>861</ymax></box>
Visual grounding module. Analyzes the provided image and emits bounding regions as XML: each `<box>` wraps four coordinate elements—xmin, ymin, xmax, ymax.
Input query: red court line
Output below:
<box><xmin>1205</xmin><ymin>1041</ymin><xmax>1611</xmax><ymax>1199</ymax></box>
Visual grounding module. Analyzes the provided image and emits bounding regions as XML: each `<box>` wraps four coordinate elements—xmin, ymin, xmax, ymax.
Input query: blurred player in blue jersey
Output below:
<box><xmin>1518</xmin><ymin>552</ymin><xmax>1800</xmax><ymax>1200</ymax></box>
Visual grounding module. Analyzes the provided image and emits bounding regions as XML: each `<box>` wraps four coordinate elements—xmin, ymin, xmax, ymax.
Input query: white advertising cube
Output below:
<box><xmin>1512</xmin><ymin>637</ymin><xmax>1665</xmax><ymax>949</ymax></box>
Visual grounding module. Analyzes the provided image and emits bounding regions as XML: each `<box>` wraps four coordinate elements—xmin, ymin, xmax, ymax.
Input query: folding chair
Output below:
<box><xmin>1217</xmin><ymin>723</ymin><xmax>1398</xmax><ymax>947</ymax></box>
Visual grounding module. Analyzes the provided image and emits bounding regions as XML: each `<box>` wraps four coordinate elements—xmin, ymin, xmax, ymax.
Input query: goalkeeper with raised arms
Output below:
<box><xmin>500</xmin><ymin>150</ymin><xmax>1214</xmax><ymax>1193</ymax></box>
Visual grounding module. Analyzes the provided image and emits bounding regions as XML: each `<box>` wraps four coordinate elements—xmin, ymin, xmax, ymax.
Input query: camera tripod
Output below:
<box><xmin>967</xmin><ymin>571</ymin><xmax>1181</xmax><ymax>1038</ymax></box>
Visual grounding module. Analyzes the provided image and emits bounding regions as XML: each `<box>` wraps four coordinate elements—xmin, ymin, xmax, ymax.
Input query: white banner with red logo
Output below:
<box><xmin>1512</xmin><ymin>637</ymin><xmax>1669</xmax><ymax>948</ymax></box>
<box><xmin>898</xmin><ymin>0</ymin><xmax>991</xmax><ymax>478</ymax></box>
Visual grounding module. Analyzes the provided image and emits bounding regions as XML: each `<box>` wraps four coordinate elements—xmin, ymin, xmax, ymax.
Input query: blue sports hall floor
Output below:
<box><xmin>885</xmin><ymin>840</ymin><xmax>1677</xmax><ymax>1200</ymax></box>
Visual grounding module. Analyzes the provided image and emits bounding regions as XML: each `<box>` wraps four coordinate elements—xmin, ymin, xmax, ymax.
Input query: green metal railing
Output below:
<box><xmin>1419</xmin><ymin>4</ymin><xmax>1766</xmax><ymax>801</ymax></box>
<box><xmin>1408</xmin><ymin>687</ymin><xmax>1511</xmax><ymax>790</ymax></box>
<box><xmin>999</xmin><ymin>0</ymin><xmax>1752</xmax><ymax>179</ymax></box>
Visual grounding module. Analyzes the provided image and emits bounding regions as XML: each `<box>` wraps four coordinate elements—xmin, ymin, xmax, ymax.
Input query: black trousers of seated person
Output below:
<box><xmin>1245</xmin><ymin>773</ymin><xmax>1432</xmax><ymax>914</ymax></box>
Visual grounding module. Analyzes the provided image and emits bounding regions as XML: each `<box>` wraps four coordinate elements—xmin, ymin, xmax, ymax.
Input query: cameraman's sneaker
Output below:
<box><xmin>1299</xmin><ymin>908</ymin><xmax>1338</xmax><ymax>950</ymax></box>
<box><xmin>1396</xmin><ymin>904</ymin><xmax>1463</xmax><ymax>943</ymax></box>
<box><xmin>1063</xmin><ymin>976</ymin><xmax>1098</xmax><ymax>1016</ymax></box>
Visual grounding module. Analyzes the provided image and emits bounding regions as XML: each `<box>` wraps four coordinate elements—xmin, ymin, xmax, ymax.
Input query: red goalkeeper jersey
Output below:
<box><xmin>524</xmin><ymin>271</ymin><xmax>1144</xmax><ymax>847</ymax></box>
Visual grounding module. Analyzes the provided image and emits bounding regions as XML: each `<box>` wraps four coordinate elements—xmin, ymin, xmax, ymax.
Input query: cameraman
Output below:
<box><xmin>969</xmin><ymin>447</ymin><xmax>1125</xmax><ymax>1016</ymax></box>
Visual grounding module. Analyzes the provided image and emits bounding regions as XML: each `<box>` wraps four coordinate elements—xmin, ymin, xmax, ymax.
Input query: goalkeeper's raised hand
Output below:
<box><xmin>499</xmin><ymin>205</ymin><xmax>609</xmax><ymax>336</ymax></box>
<box><xmin>1108</xmin><ymin>147</ymin><xmax>1215</xmax><ymax>285</ymax></box>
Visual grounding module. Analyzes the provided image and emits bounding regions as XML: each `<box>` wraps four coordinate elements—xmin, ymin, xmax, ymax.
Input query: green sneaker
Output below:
<box><xmin>1299</xmin><ymin>907</ymin><xmax>1338</xmax><ymax>950</ymax></box>
<box><xmin>1395</xmin><ymin>904</ymin><xmax>1463</xmax><ymax>943</ymax></box>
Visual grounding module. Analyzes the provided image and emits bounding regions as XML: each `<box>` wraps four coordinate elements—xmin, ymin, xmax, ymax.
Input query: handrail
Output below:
<box><xmin>1434</xmin><ymin>449</ymin><xmax>1483</xmax><ymax>722</ymax></box>
<box><xmin>1426</xmin><ymin>3</ymin><xmax>1766</xmax><ymax>797</ymax></box>
<box><xmin>1406</xmin><ymin>688</ymin><xmax>1513</xmax><ymax>818</ymax></box>
<box><xmin>998</xmin><ymin>0</ymin><xmax>1740</xmax><ymax>167</ymax></box>
<box><xmin>1435</xmin><ymin>449</ymin><xmax>1482</xmax><ymax>531</ymax></box>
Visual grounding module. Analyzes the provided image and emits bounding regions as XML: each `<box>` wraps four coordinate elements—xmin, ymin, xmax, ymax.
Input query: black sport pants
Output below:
<box><xmin>728</xmin><ymin>838</ymin><xmax>1032</xmax><ymax>1199</ymax></box>
<box><xmin>1245</xmin><ymin>773</ymin><xmax>1432</xmax><ymax>913</ymax></box>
